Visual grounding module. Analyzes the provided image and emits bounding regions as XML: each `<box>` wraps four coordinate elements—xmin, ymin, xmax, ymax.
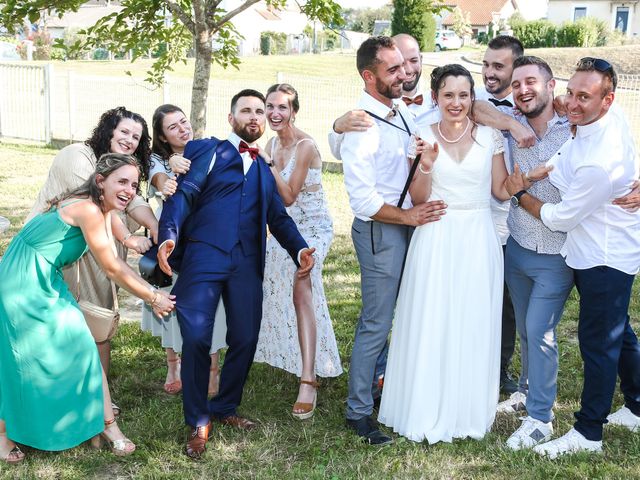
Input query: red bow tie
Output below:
<box><xmin>239</xmin><ymin>141</ymin><xmax>259</xmax><ymax>160</ymax></box>
<box><xmin>402</xmin><ymin>95</ymin><xmax>424</xmax><ymax>106</ymax></box>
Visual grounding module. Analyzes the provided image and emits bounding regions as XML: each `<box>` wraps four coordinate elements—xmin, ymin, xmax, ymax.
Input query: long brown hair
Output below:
<box><xmin>48</xmin><ymin>153</ymin><xmax>140</xmax><ymax>209</ymax></box>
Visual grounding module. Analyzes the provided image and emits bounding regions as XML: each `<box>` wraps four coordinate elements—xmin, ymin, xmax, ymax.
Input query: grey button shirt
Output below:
<box><xmin>507</xmin><ymin>114</ymin><xmax>570</xmax><ymax>254</ymax></box>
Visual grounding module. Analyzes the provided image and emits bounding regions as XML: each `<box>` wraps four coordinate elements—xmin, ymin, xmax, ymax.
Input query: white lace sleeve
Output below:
<box><xmin>492</xmin><ymin>128</ymin><xmax>505</xmax><ymax>155</ymax></box>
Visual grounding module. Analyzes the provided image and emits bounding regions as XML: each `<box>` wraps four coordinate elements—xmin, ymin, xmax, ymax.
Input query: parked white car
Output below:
<box><xmin>0</xmin><ymin>41</ymin><xmax>20</xmax><ymax>61</ymax></box>
<box><xmin>435</xmin><ymin>30</ymin><xmax>462</xmax><ymax>51</ymax></box>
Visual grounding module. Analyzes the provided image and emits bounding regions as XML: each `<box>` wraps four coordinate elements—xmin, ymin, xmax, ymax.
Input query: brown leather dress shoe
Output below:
<box><xmin>212</xmin><ymin>415</ymin><xmax>257</xmax><ymax>431</ymax></box>
<box><xmin>185</xmin><ymin>422</ymin><xmax>211</xmax><ymax>459</ymax></box>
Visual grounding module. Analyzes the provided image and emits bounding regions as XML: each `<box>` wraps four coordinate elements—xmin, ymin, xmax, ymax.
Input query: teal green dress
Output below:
<box><xmin>0</xmin><ymin>208</ymin><xmax>104</xmax><ymax>451</ymax></box>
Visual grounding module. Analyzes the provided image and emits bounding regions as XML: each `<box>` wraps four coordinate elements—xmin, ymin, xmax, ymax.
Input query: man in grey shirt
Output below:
<box><xmin>498</xmin><ymin>56</ymin><xmax>574</xmax><ymax>450</ymax></box>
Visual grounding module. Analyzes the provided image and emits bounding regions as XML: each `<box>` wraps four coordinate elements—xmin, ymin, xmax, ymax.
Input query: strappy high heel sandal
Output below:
<box><xmin>292</xmin><ymin>379</ymin><xmax>320</xmax><ymax>420</ymax></box>
<box><xmin>208</xmin><ymin>365</ymin><xmax>220</xmax><ymax>399</ymax></box>
<box><xmin>164</xmin><ymin>357</ymin><xmax>182</xmax><ymax>395</ymax></box>
<box><xmin>0</xmin><ymin>434</ymin><xmax>25</xmax><ymax>465</ymax></box>
<box><xmin>91</xmin><ymin>418</ymin><xmax>136</xmax><ymax>456</ymax></box>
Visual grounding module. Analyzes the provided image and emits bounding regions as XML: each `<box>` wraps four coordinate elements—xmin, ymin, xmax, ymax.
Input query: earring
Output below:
<box><xmin>99</xmin><ymin>190</ymin><xmax>104</xmax><ymax>201</ymax></box>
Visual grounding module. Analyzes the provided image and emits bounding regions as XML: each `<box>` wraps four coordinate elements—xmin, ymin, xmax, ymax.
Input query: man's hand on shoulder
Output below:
<box><xmin>553</xmin><ymin>95</ymin><xmax>567</xmax><ymax>117</ymax></box>
<box><xmin>509</xmin><ymin>118</ymin><xmax>536</xmax><ymax>148</ymax></box>
<box><xmin>158</xmin><ymin>240</ymin><xmax>175</xmax><ymax>276</ymax></box>
<box><xmin>333</xmin><ymin>110</ymin><xmax>374</xmax><ymax>134</ymax></box>
<box><xmin>297</xmin><ymin>247</ymin><xmax>316</xmax><ymax>279</ymax></box>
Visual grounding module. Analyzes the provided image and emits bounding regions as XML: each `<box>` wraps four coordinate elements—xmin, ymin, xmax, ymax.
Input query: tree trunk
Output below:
<box><xmin>190</xmin><ymin>28</ymin><xmax>213</xmax><ymax>139</ymax></box>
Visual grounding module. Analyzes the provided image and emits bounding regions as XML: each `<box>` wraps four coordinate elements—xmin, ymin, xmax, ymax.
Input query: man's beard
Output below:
<box><xmin>484</xmin><ymin>76</ymin><xmax>510</xmax><ymax>97</ymax></box>
<box><xmin>376</xmin><ymin>77</ymin><xmax>402</xmax><ymax>100</ymax></box>
<box><xmin>403</xmin><ymin>70</ymin><xmax>422</xmax><ymax>93</ymax></box>
<box><xmin>521</xmin><ymin>95</ymin><xmax>550</xmax><ymax>119</ymax></box>
<box><xmin>234</xmin><ymin>123</ymin><xmax>264</xmax><ymax>143</ymax></box>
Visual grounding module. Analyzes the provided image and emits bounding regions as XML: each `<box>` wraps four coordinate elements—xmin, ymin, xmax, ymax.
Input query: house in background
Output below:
<box><xmin>219</xmin><ymin>1</ymin><xmax>315</xmax><ymax>55</ymax></box>
<box><xmin>547</xmin><ymin>0</ymin><xmax>639</xmax><ymax>37</ymax></box>
<box><xmin>438</xmin><ymin>0</ymin><xmax>519</xmax><ymax>35</ymax></box>
<box><xmin>44</xmin><ymin>3</ymin><xmax>123</xmax><ymax>40</ymax></box>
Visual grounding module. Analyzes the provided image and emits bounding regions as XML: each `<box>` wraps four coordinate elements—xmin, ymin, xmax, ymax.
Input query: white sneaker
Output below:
<box><xmin>506</xmin><ymin>416</ymin><xmax>553</xmax><ymax>450</ymax></box>
<box><xmin>533</xmin><ymin>428</ymin><xmax>602</xmax><ymax>459</ymax></box>
<box><xmin>497</xmin><ymin>391</ymin><xmax>527</xmax><ymax>413</ymax></box>
<box><xmin>607</xmin><ymin>405</ymin><xmax>640</xmax><ymax>432</ymax></box>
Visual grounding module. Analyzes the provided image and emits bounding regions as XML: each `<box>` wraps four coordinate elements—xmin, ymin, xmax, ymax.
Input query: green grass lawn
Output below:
<box><xmin>1</xmin><ymin>143</ymin><xmax>640</xmax><ymax>479</ymax></box>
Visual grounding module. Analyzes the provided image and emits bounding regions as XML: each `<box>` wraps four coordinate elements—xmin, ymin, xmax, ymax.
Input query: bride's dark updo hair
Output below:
<box><xmin>430</xmin><ymin>64</ymin><xmax>477</xmax><ymax>140</ymax></box>
<box><xmin>430</xmin><ymin>64</ymin><xmax>476</xmax><ymax>103</ymax></box>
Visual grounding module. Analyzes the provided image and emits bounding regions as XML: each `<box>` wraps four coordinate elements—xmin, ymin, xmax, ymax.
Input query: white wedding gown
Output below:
<box><xmin>378</xmin><ymin>125</ymin><xmax>504</xmax><ymax>443</ymax></box>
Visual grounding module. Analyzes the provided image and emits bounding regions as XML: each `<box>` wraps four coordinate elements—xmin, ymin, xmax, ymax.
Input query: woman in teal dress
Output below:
<box><xmin>0</xmin><ymin>154</ymin><xmax>175</xmax><ymax>463</ymax></box>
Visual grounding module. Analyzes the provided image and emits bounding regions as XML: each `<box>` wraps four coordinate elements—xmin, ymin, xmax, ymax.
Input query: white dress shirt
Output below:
<box><xmin>341</xmin><ymin>91</ymin><xmax>417</xmax><ymax>221</ymax></box>
<box><xmin>540</xmin><ymin>110</ymin><xmax>640</xmax><ymax>274</ymax></box>
<box><xmin>328</xmin><ymin>90</ymin><xmax>438</xmax><ymax>160</ymax></box>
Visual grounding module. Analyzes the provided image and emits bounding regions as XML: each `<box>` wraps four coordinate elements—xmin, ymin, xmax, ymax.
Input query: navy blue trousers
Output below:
<box><xmin>573</xmin><ymin>266</ymin><xmax>640</xmax><ymax>441</ymax></box>
<box><xmin>174</xmin><ymin>241</ymin><xmax>262</xmax><ymax>428</ymax></box>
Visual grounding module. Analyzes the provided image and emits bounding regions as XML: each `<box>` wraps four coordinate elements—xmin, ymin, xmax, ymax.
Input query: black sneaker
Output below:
<box><xmin>500</xmin><ymin>371</ymin><xmax>518</xmax><ymax>395</ymax></box>
<box><xmin>346</xmin><ymin>416</ymin><xmax>393</xmax><ymax>446</ymax></box>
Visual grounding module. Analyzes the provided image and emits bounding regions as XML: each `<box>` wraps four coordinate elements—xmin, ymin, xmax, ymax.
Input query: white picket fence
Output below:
<box><xmin>1</xmin><ymin>62</ymin><xmax>639</xmax><ymax>163</ymax></box>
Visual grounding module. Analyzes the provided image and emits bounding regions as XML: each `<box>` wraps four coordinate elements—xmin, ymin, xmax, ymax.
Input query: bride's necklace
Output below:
<box><xmin>437</xmin><ymin>118</ymin><xmax>470</xmax><ymax>144</ymax></box>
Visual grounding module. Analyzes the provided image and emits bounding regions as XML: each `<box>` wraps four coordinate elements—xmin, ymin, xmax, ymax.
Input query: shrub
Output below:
<box><xmin>260</xmin><ymin>31</ymin><xmax>287</xmax><ymax>55</ymax></box>
<box><xmin>92</xmin><ymin>47</ymin><xmax>109</xmax><ymax>60</ymax></box>
<box><xmin>556</xmin><ymin>17</ymin><xmax>607</xmax><ymax>47</ymax></box>
<box><xmin>511</xmin><ymin>19</ymin><xmax>556</xmax><ymax>48</ymax></box>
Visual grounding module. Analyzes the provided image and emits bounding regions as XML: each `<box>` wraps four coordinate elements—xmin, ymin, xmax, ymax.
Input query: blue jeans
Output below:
<box><xmin>505</xmin><ymin>237</ymin><xmax>574</xmax><ymax>422</ymax></box>
<box><xmin>573</xmin><ymin>266</ymin><xmax>640</xmax><ymax>441</ymax></box>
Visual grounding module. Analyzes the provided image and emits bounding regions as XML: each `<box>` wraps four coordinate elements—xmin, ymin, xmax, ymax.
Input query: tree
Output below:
<box><xmin>450</xmin><ymin>6</ymin><xmax>471</xmax><ymax>39</ymax></box>
<box><xmin>391</xmin><ymin>0</ymin><xmax>446</xmax><ymax>51</ymax></box>
<box><xmin>0</xmin><ymin>1</ymin><xmax>343</xmax><ymax>137</ymax></box>
<box><xmin>343</xmin><ymin>5</ymin><xmax>392</xmax><ymax>34</ymax></box>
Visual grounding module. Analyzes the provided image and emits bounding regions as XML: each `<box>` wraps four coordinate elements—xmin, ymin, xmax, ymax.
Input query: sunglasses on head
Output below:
<box><xmin>577</xmin><ymin>57</ymin><xmax>613</xmax><ymax>73</ymax></box>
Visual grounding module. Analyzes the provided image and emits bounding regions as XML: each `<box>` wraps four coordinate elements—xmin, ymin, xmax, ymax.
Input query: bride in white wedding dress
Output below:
<box><xmin>378</xmin><ymin>64</ymin><xmax>511</xmax><ymax>443</ymax></box>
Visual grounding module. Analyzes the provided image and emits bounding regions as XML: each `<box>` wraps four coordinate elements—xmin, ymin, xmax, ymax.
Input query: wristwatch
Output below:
<box><xmin>510</xmin><ymin>190</ymin><xmax>528</xmax><ymax>208</ymax></box>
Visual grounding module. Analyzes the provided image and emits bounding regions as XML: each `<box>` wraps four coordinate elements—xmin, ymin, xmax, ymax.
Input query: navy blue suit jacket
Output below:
<box><xmin>158</xmin><ymin>137</ymin><xmax>308</xmax><ymax>276</ymax></box>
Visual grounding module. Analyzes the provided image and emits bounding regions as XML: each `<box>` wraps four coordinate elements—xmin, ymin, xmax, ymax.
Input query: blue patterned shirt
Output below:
<box><xmin>507</xmin><ymin>114</ymin><xmax>570</xmax><ymax>254</ymax></box>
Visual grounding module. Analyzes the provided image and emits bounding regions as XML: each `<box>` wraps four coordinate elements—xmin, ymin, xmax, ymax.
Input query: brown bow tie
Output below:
<box><xmin>239</xmin><ymin>141</ymin><xmax>259</xmax><ymax>160</ymax></box>
<box><xmin>402</xmin><ymin>95</ymin><xmax>424</xmax><ymax>106</ymax></box>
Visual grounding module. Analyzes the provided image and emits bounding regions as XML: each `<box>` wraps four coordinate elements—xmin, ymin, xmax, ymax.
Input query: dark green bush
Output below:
<box><xmin>512</xmin><ymin>19</ymin><xmax>556</xmax><ymax>48</ymax></box>
<box><xmin>556</xmin><ymin>17</ymin><xmax>606</xmax><ymax>47</ymax></box>
<box><xmin>260</xmin><ymin>31</ymin><xmax>287</xmax><ymax>55</ymax></box>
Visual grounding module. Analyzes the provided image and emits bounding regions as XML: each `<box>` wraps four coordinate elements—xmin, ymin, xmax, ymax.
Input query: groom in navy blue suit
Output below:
<box><xmin>157</xmin><ymin>89</ymin><xmax>315</xmax><ymax>459</ymax></box>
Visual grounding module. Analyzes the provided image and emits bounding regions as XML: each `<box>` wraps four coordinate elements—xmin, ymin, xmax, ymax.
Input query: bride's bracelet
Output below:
<box><xmin>418</xmin><ymin>163</ymin><xmax>433</xmax><ymax>175</ymax></box>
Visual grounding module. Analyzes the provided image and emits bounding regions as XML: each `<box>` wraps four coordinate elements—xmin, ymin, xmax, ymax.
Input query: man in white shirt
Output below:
<box><xmin>342</xmin><ymin>36</ymin><xmax>446</xmax><ymax>446</ymax></box>
<box><xmin>332</xmin><ymin>34</ymin><xmax>532</xmax><ymax>395</ymax></box>
<box><xmin>506</xmin><ymin>59</ymin><xmax>640</xmax><ymax>458</ymax></box>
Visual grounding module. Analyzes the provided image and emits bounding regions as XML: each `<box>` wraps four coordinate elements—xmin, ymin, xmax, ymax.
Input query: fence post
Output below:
<box><xmin>163</xmin><ymin>73</ymin><xmax>170</xmax><ymax>104</ymax></box>
<box><xmin>276</xmin><ymin>71</ymin><xmax>283</xmax><ymax>83</ymax></box>
<box><xmin>43</xmin><ymin>63</ymin><xmax>53</xmax><ymax>144</ymax></box>
<box><xmin>68</xmin><ymin>70</ymin><xmax>76</xmax><ymax>142</ymax></box>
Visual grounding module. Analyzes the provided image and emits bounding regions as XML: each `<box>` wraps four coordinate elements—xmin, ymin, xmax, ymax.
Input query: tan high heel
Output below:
<box><xmin>91</xmin><ymin>418</ymin><xmax>136</xmax><ymax>456</ymax></box>
<box><xmin>292</xmin><ymin>379</ymin><xmax>319</xmax><ymax>420</ymax></box>
<box><xmin>0</xmin><ymin>433</ymin><xmax>24</xmax><ymax>465</ymax></box>
<box><xmin>164</xmin><ymin>357</ymin><xmax>182</xmax><ymax>395</ymax></box>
